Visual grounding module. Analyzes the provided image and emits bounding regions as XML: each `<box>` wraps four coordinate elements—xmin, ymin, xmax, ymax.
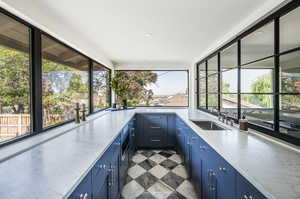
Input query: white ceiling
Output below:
<box><xmin>0</xmin><ymin>0</ymin><xmax>290</xmax><ymax>68</ymax></box>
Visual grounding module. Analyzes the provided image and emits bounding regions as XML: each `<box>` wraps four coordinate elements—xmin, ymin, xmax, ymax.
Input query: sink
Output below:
<box><xmin>191</xmin><ymin>120</ymin><xmax>227</xmax><ymax>131</ymax></box>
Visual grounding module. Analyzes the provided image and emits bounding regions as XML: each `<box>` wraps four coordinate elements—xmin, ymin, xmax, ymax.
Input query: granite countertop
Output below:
<box><xmin>0</xmin><ymin>108</ymin><xmax>299</xmax><ymax>199</ymax></box>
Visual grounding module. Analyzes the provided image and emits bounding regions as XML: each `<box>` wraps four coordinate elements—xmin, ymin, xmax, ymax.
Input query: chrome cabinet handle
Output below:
<box><xmin>79</xmin><ymin>193</ymin><xmax>88</xmax><ymax>199</ymax></box>
<box><xmin>219</xmin><ymin>167</ymin><xmax>227</xmax><ymax>172</ymax></box>
<box><xmin>150</xmin><ymin>126</ymin><xmax>161</xmax><ymax>129</ymax></box>
<box><xmin>151</xmin><ymin>139</ymin><xmax>161</xmax><ymax>142</ymax></box>
<box><xmin>96</xmin><ymin>164</ymin><xmax>106</xmax><ymax>169</ymax></box>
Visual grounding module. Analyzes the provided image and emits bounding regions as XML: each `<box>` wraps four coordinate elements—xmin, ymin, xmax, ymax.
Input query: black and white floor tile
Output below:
<box><xmin>121</xmin><ymin>150</ymin><xmax>198</xmax><ymax>199</ymax></box>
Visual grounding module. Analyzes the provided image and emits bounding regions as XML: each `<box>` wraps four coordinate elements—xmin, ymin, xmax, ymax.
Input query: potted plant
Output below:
<box><xmin>110</xmin><ymin>72</ymin><xmax>130</xmax><ymax>109</ymax></box>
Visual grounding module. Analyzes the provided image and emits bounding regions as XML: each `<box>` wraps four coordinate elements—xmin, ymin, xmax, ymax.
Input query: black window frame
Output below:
<box><xmin>196</xmin><ymin>1</ymin><xmax>300</xmax><ymax>146</ymax></box>
<box><xmin>0</xmin><ymin>7</ymin><xmax>112</xmax><ymax>148</ymax></box>
<box><xmin>116</xmin><ymin>70</ymin><xmax>189</xmax><ymax>107</ymax></box>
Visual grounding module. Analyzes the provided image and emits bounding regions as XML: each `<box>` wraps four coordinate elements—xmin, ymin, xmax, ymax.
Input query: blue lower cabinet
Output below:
<box><xmin>215</xmin><ymin>156</ymin><xmax>236</xmax><ymax>199</ymax></box>
<box><xmin>136</xmin><ymin>114</ymin><xmax>168</xmax><ymax>148</ymax></box>
<box><xmin>109</xmin><ymin>157</ymin><xmax>120</xmax><ymax>199</ymax></box>
<box><xmin>93</xmin><ymin>171</ymin><xmax>109</xmax><ymax>199</ymax></box>
<box><xmin>237</xmin><ymin>173</ymin><xmax>267</xmax><ymax>199</ymax></box>
<box><xmin>190</xmin><ymin>137</ymin><xmax>202</xmax><ymax>198</ymax></box>
<box><xmin>69</xmin><ymin>172</ymin><xmax>92</xmax><ymax>199</ymax></box>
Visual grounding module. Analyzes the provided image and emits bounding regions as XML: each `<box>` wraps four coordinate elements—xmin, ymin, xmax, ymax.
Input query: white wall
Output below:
<box><xmin>0</xmin><ymin>0</ymin><xmax>113</xmax><ymax>69</ymax></box>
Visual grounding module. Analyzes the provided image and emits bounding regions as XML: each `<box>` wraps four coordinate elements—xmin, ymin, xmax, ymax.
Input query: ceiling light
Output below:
<box><xmin>145</xmin><ymin>33</ymin><xmax>152</xmax><ymax>38</ymax></box>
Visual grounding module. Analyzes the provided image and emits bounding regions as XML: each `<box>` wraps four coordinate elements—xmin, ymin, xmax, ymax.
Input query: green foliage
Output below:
<box><xmin>111</xmin><ymin>71</ymin><xmax>157</xmax><ymax>106</ymax></box>
<box><xmin>222</xmin><ymin>82</ymin><xmax>230</xmax><ymax>93</ymax></box>
<box><xmin>245</xmin><ymin>73</ymin><xmax>272</xmax><ymax>108</ymax></box>
<box><xmin>0</xmin><ymin>47</ymin><xmax>30</xmax><ymax>113</ymax></box>
<box><xmin>67</xmin><ymin>73</ymin><xmax>88</xmax><ymax>94</ymax></box>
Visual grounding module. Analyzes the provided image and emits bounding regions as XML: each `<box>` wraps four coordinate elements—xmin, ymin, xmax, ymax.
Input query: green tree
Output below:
<box><xmin>0</xmin><ymin>47</ymin><xmax>30</xmax><ymax>113</ymax></box>
<box><xmin>248</xmin><ymin>73</ymin><xmax>272</xmax><ymax>107</ymax></box>
<box><xmin>67</xmin><ymin>73</ymin><xmax>88</xmax><ymax>94</ymax></box>
<box><xmin>111</xmin><ymin>71</ymin><xmax>157</xmax><ymax>106</ymax></box>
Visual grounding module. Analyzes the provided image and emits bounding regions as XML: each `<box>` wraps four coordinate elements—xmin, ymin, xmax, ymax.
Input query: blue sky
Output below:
<box><xmin>145</xmin><ymin>71</ymin><xmax>188</xmax><ymax>95</ymax></box>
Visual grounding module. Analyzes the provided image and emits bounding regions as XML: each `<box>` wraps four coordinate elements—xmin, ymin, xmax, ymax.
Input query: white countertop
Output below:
<box><xmin>0</xmin><ymin>108</ymin><xmax>299</xmax><ymax>199</ymax></box>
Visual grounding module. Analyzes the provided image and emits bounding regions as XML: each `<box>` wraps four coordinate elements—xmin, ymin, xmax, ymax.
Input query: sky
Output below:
<box><xmin>145</xmin><ymin>71</ymin><xmax>188</xmax><ymax>95</ymax></box>
<box><xmin>223</xmin><ymin>69</ymin><xmax>271</xmax><ymax>93</ymax></box>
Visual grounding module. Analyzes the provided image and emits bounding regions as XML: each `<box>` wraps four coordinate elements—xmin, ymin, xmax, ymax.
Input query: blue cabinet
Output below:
<box><xmin>215</xmin><ymin>156</ymin><xmax>236</xmax><ymax>199</ymax></box>
<box><xmin>69</xmin><ymin>113</ymin><xmax>267</xmax><ymax>199</ymax></box>
<box><xmin>69</xmin><ymin>172</ymin><xmax>92</xmax><ymax>199</ymax></box>
<box><xmin>190</xmin><ymin>136</ymin><xmax>202</xmax><ymax>198</ymax></box>
<box><xmin>136</xmin><ymin>114</ymin><xmax>175</xmax><ymax>148</ymax></box>
<box><xmin>237</xmin><ymin>173</ymin><xmax>267</xmax><ymax>199</ymax></box>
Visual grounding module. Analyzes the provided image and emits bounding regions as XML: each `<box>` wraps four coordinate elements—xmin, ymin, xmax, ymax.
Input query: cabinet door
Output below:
<box><xmin>93</xmin><ymin>173</ymin><xmax>109</xmax><ymax>199</ymax></box>
<box><xmin>166</xmin><ymin>114</ymin><xmax>176</xmax><ymax>147</ymax></box>
<box><xmin>109</xmin><ymin>158</ymin><xmax>120</xmax><ymax>199</ymax></box>
<box><xmin>69</xmin><ymin>172</ymin><xmax>92</xmax><ymax>199</ymax></box>
<box><xmin>237</xmin><ymin>173</ymin><xmax>267</xmax><ymax>199</ymax></box>
<box><xmin>215</xmin><ymin>157</ymin><xmax>236</xmax><ymax>199</ymax></box>
<box><xmin>190</xmin><ymin>137</ymin><xmax>202</xmax><ymax>198</ymax></box>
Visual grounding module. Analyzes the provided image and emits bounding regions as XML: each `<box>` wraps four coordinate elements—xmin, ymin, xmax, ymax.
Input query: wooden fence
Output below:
<box><xmin>0</xmin><ymin>114</ymin><xmax>30</xmax><ymax>142</ymax></box>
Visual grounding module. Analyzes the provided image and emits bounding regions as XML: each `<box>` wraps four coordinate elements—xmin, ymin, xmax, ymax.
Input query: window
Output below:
<box><xmin>93</xmin><ymin>62</ymin><xmax>110</xmax><ymax>111</ymax></box>
<box><xmin>198</xmin><ymin>62</ymin><xmax>206</xmax><ymax>108</ymax></box>
<box><xmin>115</xmin><ymin>71</ymin><xmax>188</xmax><ymax>107</ymax></box>
<box><xmin>42</xmin><ymin>35</ymin><xmax>89</xmax><ymax>128</ymax></box>
<box><xmin>0</xmin><ymin>13</ymin><xmax>31</xmax><ymax>143</ymax></box>
<box><xmin>196</xmin><ymin>2</ymin><xmax>300</xmax><ymax>146</ymax></box>
<box><xmin>280</xmin><ymin>7</ymin><xmax>300</xmax><ymax>53</ymax></box>
<box><xmin>241</xmin><ymin>58</ymin><xmax>274</xmax><ymax>129</ymax></box>
<box><xmin>279</xmin><ymin>10</ymin><xmax>300</xmax><ymax>137</ymax></box>
<box><xmin>221</xmin><ymin>43</ymin><xmax>238</xmax><ymax>117</ymax></box>
<box><xmin>241</xmin><ymin>22</ymin><xmax>274</xmax><ymax>64</ymax></box>
<box><xmin>207</xmin><ymin>56</ymin><xmax>219</xmax><ymax>110</ymax></box>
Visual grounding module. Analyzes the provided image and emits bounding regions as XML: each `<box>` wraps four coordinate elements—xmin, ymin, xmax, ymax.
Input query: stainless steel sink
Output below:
<box><xmin>191</xmin><ymin>120</ymin><xmax>227</xmax><ymax>130</ymax></box>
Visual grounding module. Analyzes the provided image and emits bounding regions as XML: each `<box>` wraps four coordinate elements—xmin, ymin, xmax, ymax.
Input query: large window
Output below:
<box><xmin>93</xmin><ymin>62</ymin><xmax>110</xmax><ymax>111</ymax></box>
<box><xmin>0</xmin><ymin>9</ymin><xmax>111</xmax><ymax>146</ymax></box>
<box><xmin>0</xmin><ymin>12</ymin><xmax>31</xmax><ymax>142</ymax></box>
<box><xmin>42</xmin><ymin>35</ymin><xmax>89</xmax><ymax>128</ymax></box>
<box><xmin>241</xmin><ymin>22</ymin><xmax>275</xmax><ymax>129</ymax></box>
<box><xmin>196</xmin><ymin>4</ymin><xmax>300</xmax><ymax>146</ymax></box>
<box><xmin>115</xmin><ymin>71</ymin><xmax>188</xmax><ymax>107</ymax></box>
<box><xmin>279</xmin><ymin>6</ymin><xmax>300</xmax><ymax>138</ymax></box>
<box><xmin>221</xmin><ymin>43</ymin><xmax>238</xmax><ymax>118</ymax></box>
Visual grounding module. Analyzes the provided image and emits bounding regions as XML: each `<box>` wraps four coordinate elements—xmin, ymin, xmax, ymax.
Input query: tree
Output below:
<box><xmin>248</xmin><ymin>73</ymin><xmax>272</xmax><ymax>107</ymax></box>
<box><xmin>0</xmin><ymin>47</ymin><xmax>30</xmax><ymax>113</ymax></box>
<box><xmin>67</xmin><ymin>73</ymin><xmax>88</xmax><ymax>94</ymax></box>
<box><xmin>111</xmin><ymin>71</ymin><xmax>157</xmax><ymax>106</ymax></box>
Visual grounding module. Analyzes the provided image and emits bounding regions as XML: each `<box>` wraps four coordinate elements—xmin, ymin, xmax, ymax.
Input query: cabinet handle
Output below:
<box><xmin>219</xmin><ymin>167</ymin><xmax>227</xmax><ymax>172</ymax></box>
<box><xmin>199</xmin><ymin>146</ymin><xmax>207</xmax><ymax>150</ymax></box>
<box><xmin>79</xmin><ymin>193</ymin><xmax>88</xmax><ymax>199</ymax></box>
<box><xmin>151</xmin><ymin>126</ymin><xmax>161</xmax><ymax>129</ymax></box>
<box><xmin>151</xmin><ymin>139</ymin><xmax>161</xmax><ymax>142</ymax></box>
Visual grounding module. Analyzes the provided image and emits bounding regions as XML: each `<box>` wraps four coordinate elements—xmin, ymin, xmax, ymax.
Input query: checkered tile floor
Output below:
<box><xmin>121</xmin><ymin>150</ymin><xmax>198</xmax><ymax>199</ymax></box>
